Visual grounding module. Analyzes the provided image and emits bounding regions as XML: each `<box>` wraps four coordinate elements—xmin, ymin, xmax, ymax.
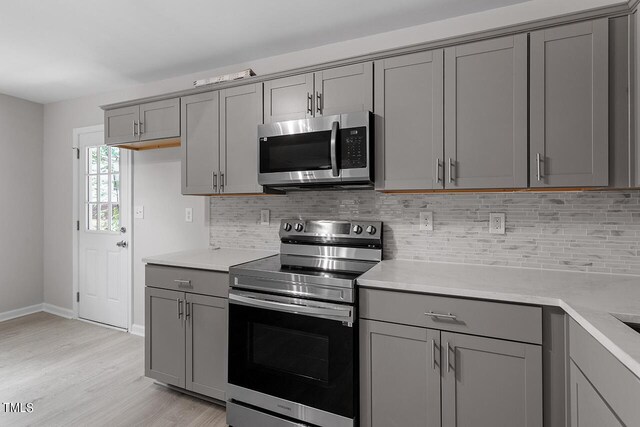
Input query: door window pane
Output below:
<box><xmin>84</xmin><ymin>145</ymin><xmax>121</xmax><ymax>233</ymax></box>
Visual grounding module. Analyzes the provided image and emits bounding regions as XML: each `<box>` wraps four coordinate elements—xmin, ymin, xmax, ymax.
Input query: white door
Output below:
<box><xmin>77</xmin><ymin>129</ymin><xmax>130</xmax><ymax>329</ymax></box>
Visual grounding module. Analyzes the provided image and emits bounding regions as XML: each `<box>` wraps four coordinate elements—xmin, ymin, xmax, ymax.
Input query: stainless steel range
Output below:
<box><xmin>226</xmin><ymin>219</ymin><xmax>383</xmax><ymax>427</ymax></box>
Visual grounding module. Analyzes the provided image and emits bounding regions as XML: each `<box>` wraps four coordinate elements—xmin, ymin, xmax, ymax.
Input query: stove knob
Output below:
<box><xmin>294</xmin><ymin>223</ymin><xmax>304</xmax><ymax>232</ymax></box>
<box><xmin>352</xmin><ymin>225</ymin><xmax>363</xmax><ymax>234</ymax></box>
<box><xmin>283</xmin><ymin>222</ymin><xmax>292</xmax><ymax>232</ymax></box>
<box><xmin>366</xmin><ymin>225</ymin><xmax>377</xmax><ymax>235</ymax></box>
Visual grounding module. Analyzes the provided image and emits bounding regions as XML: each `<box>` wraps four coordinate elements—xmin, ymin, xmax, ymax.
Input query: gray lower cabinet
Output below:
<box><xmin>441</xmin><ymin>331</ymin><xmax>543</xmax><ymax>427</ymax></box>
<box><xmin>360</xmin><ymin>320</ymin><xmax>441</xmax><ymax>427</ymax></box>
<box><xmin>181</xmin><ymin>91</ymin><xmax>220</xmax><ymax>195</ymax></box>
<box><xmin>263</xmin><ymin>62</ymin><xmax>373</xmax><ymax>123</ymax></box>
<box><xmin>145</xmin><ymin>266</ymin><xmax>228</xmax><ymax>401</ymax></box>
<box><xmin>105</xmin><ymin>98</ymin><xmax>180</xmax><ymax>146</ymax></box>
<box><xmin>568</xmin><ymin>319</ymin><xmax>640</xmax><ymax>426</ymax></box>
<box><xmin>530</xmin><ymin>19</ymin><xmax>609</xmax><ymax>187</ymax></box>
<box><xmin>220</xmin><ymin>83</ymin><xmax>263</xmax><ymax>194</ymax></box>
<box><xmin>444</xmin><ymin>35</ymin><xmax>528</xmax><ymax>189</ymax></box>
<box><xmin>374</xmin><ymin>51</ymin><xmax>444</xmax><ymax>190</ymax></box>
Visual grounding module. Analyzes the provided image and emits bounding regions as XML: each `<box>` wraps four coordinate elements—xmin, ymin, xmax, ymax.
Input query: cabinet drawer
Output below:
<box><xmin>359</xmin><ymin>289</ymin><xmax>542</xmax><ymax>344</ymax></box>
<box><xmin>569</xmin><ymin>318</ymin><xmax>640</xmax><ymax>425</ymax></box>
<box><xmin>145</xmin><ymin>264</ymin><xmax>228</xmax><ymax>298</ymax></box>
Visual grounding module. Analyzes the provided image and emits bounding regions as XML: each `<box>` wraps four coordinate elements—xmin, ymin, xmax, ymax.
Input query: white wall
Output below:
<box><xmin>42</xmin><ymin>0</ymin><xmax>623</xmax><ymax>322</ymax></box>
<box><xmin>0</xmin><ymin>93</ymin><xmax>43</xmax><ymax>314</ymax></box>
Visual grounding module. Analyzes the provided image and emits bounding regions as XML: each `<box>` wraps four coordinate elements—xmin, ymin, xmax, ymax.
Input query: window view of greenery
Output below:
<box><xmin>86</xmin><ymin>146</ymin><xmax>120</xmax><ymax>232</ymax></box>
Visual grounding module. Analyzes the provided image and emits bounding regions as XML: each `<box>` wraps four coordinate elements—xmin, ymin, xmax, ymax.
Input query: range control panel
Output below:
<box><xmin>340</xmin><ymin>127</ymin><xmax>367</xmax><ymax>169</ymax></box>
<box><xmin>279</xmin><ymin>219</ymin><xmax>382</xmax><ymax>241</ymax></box>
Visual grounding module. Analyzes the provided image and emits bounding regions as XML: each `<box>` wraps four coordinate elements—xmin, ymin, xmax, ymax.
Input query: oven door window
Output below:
<box><xmin>259</xmin><ymin>131</ymin><xmax>333</xmax><ymax>173</ymax></box>
<box><xmin>228</xmin><ymin>303</ymin><xmax>355</xmax><ymax>418</ymax></box>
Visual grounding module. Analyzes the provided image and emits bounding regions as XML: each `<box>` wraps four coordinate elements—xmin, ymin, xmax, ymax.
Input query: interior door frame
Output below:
<box><xmin>72</xmin><ymin>124</ymin><xmax>133</xmax><ymax>331</ymax></box>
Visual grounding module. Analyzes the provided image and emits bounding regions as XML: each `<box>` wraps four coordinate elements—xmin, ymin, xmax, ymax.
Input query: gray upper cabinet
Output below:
<box><xmin>530</xmin><ymin>19</ymin><xmax>609</xmax><ymax>187</ymax></box>
<box><xmin>374</xmin><ymin>51</ymin><xmax>444</xmax><ymax>190</ymax></box>
<box><xmin>220</xmin><ymin>83</ymin><xmax>263</xmax><ymax>194</ymax></box>
<box><xmin>145</xmin><ymin>287</ymin><xmax>186</xmax><ymax>389</ymax></box>
<box><xmin>441</xmin><ymin>331</ymin><xmax>543</xmax><ymax>427</ymax></box>
<box><xmin>105</xmin><ymin>105</ymin><xmax>139</xmax><ymax>145</ymax></box>
<box><xmin>139</xmin><ymin>98</ymin><xmax>180</xmax><ymax>142</ymax></box>
<box><xmin>264</xmin><ymin>62</ymin><xmax>374</xmax><ymax>124</ymax></box>
<box><xmin>263</xmin><ymin>73</ymin><xmax>314</xmax><ymax>123</ymax></box>
<box><xmin>360</xmin><ymin>319</ymin><xmax>441</xmax><ymax>427</ymax></box>
<box><xmin>181</xmin><ymin>91</ymin><xmax>220</xmax><ymax>195</ymax></box>
<box><xmin>314</xmin><ymin>62</ymin><xmax>373</xmax><ymax>116</ymax></box>
<box><xmin>444</xmin><ymin>35</ymin><xmax>528</xmax><ymax>189</ymax></box>
<box><xmin>185</xmin><ymin>293</ymin><xmax>227</xmax><ymax>401</ymax></box>
<box><xmin>105</xmin><ymin>98</ymin><xmax>180</xmax><ymax>146</ymax></box>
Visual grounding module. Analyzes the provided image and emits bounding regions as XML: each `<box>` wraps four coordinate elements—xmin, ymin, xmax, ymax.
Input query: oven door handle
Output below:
<box><xmin>229</xmin><ymin>292</ymin><xmax>353</xmax><ymax>324</ymax></box>
<box><xmin>330</xmin><ymin>121</ymin><xmax>339</xmax><ymax>177</ymax></box>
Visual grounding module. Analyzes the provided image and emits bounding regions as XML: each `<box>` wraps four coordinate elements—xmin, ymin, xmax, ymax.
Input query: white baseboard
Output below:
<box><xmin>0</xmin><ymin>303</ymin><xmax>43</xmax><ymax>322</ymax></box>
<box><xmin>42</xmin><ymin>303</ymin><xmax>76</xmax><ymax>319</ymax></box>
<box><xmin>130</xmin><ymin>323</ymin><xmax>145</xmax><ymax>337</ymax></box>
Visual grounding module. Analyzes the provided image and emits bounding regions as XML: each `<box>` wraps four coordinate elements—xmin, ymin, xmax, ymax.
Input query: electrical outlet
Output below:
<box><xmin>185</xmin><ymin>207</ymin><xmax>193</xmax><ymax>223</ymax></box>
<box><xmin>419</xmin><ymin>211</ymin><xmax>434</xmax><ymax>231</ymax></box>
<box><xmin>489</xmin><ymin>213</ymin><xmax>506</xmax><ymax>234</ymax></box>
<box><xmin>134</xmin><ymin>206</ymin><xmax>144</xmax><ymax>219</ymax></box>
<box><xmin>260</xmin><ymin>209</ymin><xmax>270</xmax><ymax>226</ymax></box>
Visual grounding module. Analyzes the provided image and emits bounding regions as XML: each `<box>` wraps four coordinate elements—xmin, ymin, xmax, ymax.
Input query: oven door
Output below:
<box><xmin>228</xmin><ymin>290</ymin><xmax>356</xmax><ymax>427</ymax></box>
<box><xmin>258</xmin><ymin>115</ymin><xmax>341</xmax><ymax>186</ymax></box>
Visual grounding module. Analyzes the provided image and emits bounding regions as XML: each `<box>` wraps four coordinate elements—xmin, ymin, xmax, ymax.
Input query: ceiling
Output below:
<box><xmin>0</xmin><ymin>0</ymin><xmax>539</xmax><ymax>104</ymax></box>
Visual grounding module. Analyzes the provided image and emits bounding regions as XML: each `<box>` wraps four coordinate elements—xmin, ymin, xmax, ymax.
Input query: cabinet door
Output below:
<box><xmin>181</xmin><ymin>91</ymin><xmax>220</xmax><ymax>195</ymax></box>
<box><xmin>314</xmin><ymin>62</ymin><xmax>373</xmax><ymax>116</ymax></box>
<box><xmin>263</xmin><ymin>73</ymin><xmax>314</xmax><ymax>123</ymax></box>
<box><xmin>530</xmin><ymin>19</ymin><xmax>609</xmax><ymax>187</ymax></box>
<box><xmin>441</xmin><ymin>332</ymin><xmax>542</xmax><ymax>427</ymax></box>
<box><xmin>145</xmin><ymin>287</ymin><xmax>185</xmax><ymax>388</ymax></box>
<box><xmin>374</xmin><ymin>51</ymin><xmax>444</xmax><ymax>190</ymax></box>
<box><xmin>220</xmin><ymin>84</ymin><xmax>263</xmax><ymax>194</ymax></box>
<box><xmin>360</xmin><ymin>319</ymin><xmax>441</xmax><ymax>427</ymax></box>
<box><xmin>444</xmin><ymin>35</ymin><xmax>527</xmax><ymax>189</ymax></box>
<box><xmin>185</xmin><ymin>293</ymin><xmax>227</xmax><ymax>401</ymax></box>
<box><xmin>139</xmin><ymin>98</ymin><xmax>180</xmax><ymax>142</ymax></box>
<box><xmin>105</xmin><ymin>105</ymin><xmax>139</xmax><ymax>145</ymax></box>
<box><xmin>569</xmin><ymin>361</ymin><xmax>624</xmax><ymax>427</ymax></box>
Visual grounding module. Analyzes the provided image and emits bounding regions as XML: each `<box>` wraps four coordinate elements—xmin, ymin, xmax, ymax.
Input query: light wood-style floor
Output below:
<box><xmin>0</xmin><ymin>312</ymin><xmax>227</xmax><ymax>427</ymax></box>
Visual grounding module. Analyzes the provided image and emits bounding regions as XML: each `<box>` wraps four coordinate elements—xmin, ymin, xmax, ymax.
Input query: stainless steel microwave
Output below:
<box><xmin>258</xmin><ymin>111</ymin><xmax>374</xmax><ymax>190</ymax></box>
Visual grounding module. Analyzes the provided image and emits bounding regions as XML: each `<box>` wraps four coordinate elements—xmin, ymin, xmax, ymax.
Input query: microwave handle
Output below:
<box><xmin>330</xmin><ymin>121</ymin><xmax>339</xmax><ymax>177</ymax></box>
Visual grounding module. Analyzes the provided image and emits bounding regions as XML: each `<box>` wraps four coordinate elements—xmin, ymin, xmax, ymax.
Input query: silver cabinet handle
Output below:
<box><xmin>220</xmin><ymin>172</ymin><xmax>225</xmax><ymax>193</ymax></box>
<box><xmin>436</xmin><ymin>158</ymin><xmax>442</xmax><ymax>183</ymax></box>
<box><xmin>447</xmin><ymin>342</ymin><xmax>453</xmax><ymax>372</ymax></box>
<box><xmin>212</xmin><ymin>172</ymin><xmax>217</xmax><ymax>192</ymax></box>
<box><xmin>177</xmin><ymin>298</ymin><xmax>182</xmax><ymax>319</ymax></box>
<box><xmin>139</xmin><ymin>121</ymin><xmax>144</xmax><ymax>135</ymax></box>
<box><xmin>425</xmin><ymin>311</ymin><xmax>457</xmax><ymax>320</ymax></box>
<box><xmin>330</xmin><ymin>121</ymin><xmax>339</xmax><ymax>177</ymax></box>
<box><xmin>448</xmin><ymin>158</ymin><xmax>455</xmax><ymax>184</ymax></box>
<box><xmin>132</xmin><ymin>120</ymin><xmax>136</xmax><ymax>137</ymax></box>
<box><xmin>316</xmin><ymin>92</ymin><xmax>322</xmax><ymax>115</ymax></box>
<box><xmin>536</xmin><ymin>153</ymin><xmax>542</xmax><ymax>181</ymax></box>
<box><xmin>431</xmin><ymin>339</ymin><xmax>437</xmax><ymax>370</ymax></box>
<box><xmin>185</xmin><ymin>301</ymin><xmax>191</xmax><ymax>320</ymax></box>
<box><xmin>307</xmin><ymin>93</ymin><xmax>312</xmax><ymax>114</ymax></box>
<box><xmin>174</xmin><ymin>279</ymin><xmax>192</xmax><ymax>289</ymax></box>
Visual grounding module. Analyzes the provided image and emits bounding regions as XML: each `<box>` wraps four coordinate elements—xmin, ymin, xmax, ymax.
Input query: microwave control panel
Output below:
<box><xmin>341</xmin><ymin>127</ymin><xmax>367</xmax><ymax>169</ymax></box>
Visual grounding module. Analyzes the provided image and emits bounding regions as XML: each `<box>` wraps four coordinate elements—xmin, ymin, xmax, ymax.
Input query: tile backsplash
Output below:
<box><xmin>210</xmin><ymin>190</ymin><xmax>640</xmax><ymax>275</ymax></box>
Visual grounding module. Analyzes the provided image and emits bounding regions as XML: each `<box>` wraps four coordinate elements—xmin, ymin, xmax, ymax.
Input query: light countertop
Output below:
<box><xmin>142</xmin><ymin>247</ymin><xmax>277</xmax><ymax>272</ymax></box>
<box><xmin>358</xmin><ymin>260</ymin><xmax>640</xmax><ymax>379</ymax></box>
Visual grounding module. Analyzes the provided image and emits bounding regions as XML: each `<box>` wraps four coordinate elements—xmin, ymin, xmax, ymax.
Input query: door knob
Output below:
<box><xmin>116</xmin><ymin>240</ymin><xmax>128</xmax><ymax>248</ymax></box>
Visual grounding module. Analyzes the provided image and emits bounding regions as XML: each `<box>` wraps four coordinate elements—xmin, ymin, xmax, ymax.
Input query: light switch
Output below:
<box><xmin>134</xmin><ymin>206</ymin><xmax>144</xmax><ymax>219</ymax></box>
<box><xmin>260</xmin><ymin>209</ymin><xmax>270</xmax><ymax>226</ymax></box>
<box><xmin>185</xmin><ymin>207</ymin><xmax>193</xmax><ymax>223</ymax></box>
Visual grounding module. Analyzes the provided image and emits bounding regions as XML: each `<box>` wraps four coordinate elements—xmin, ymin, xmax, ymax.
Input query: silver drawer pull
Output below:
<box><xmin>425</xmin><ymin>311</ymin><xmax>457</xmax><ymax>320</ymax></box>
<box><xmin>174</xmin><ymin>279</ymin><xmax>192</xmax><ymax>288</ymax></box>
